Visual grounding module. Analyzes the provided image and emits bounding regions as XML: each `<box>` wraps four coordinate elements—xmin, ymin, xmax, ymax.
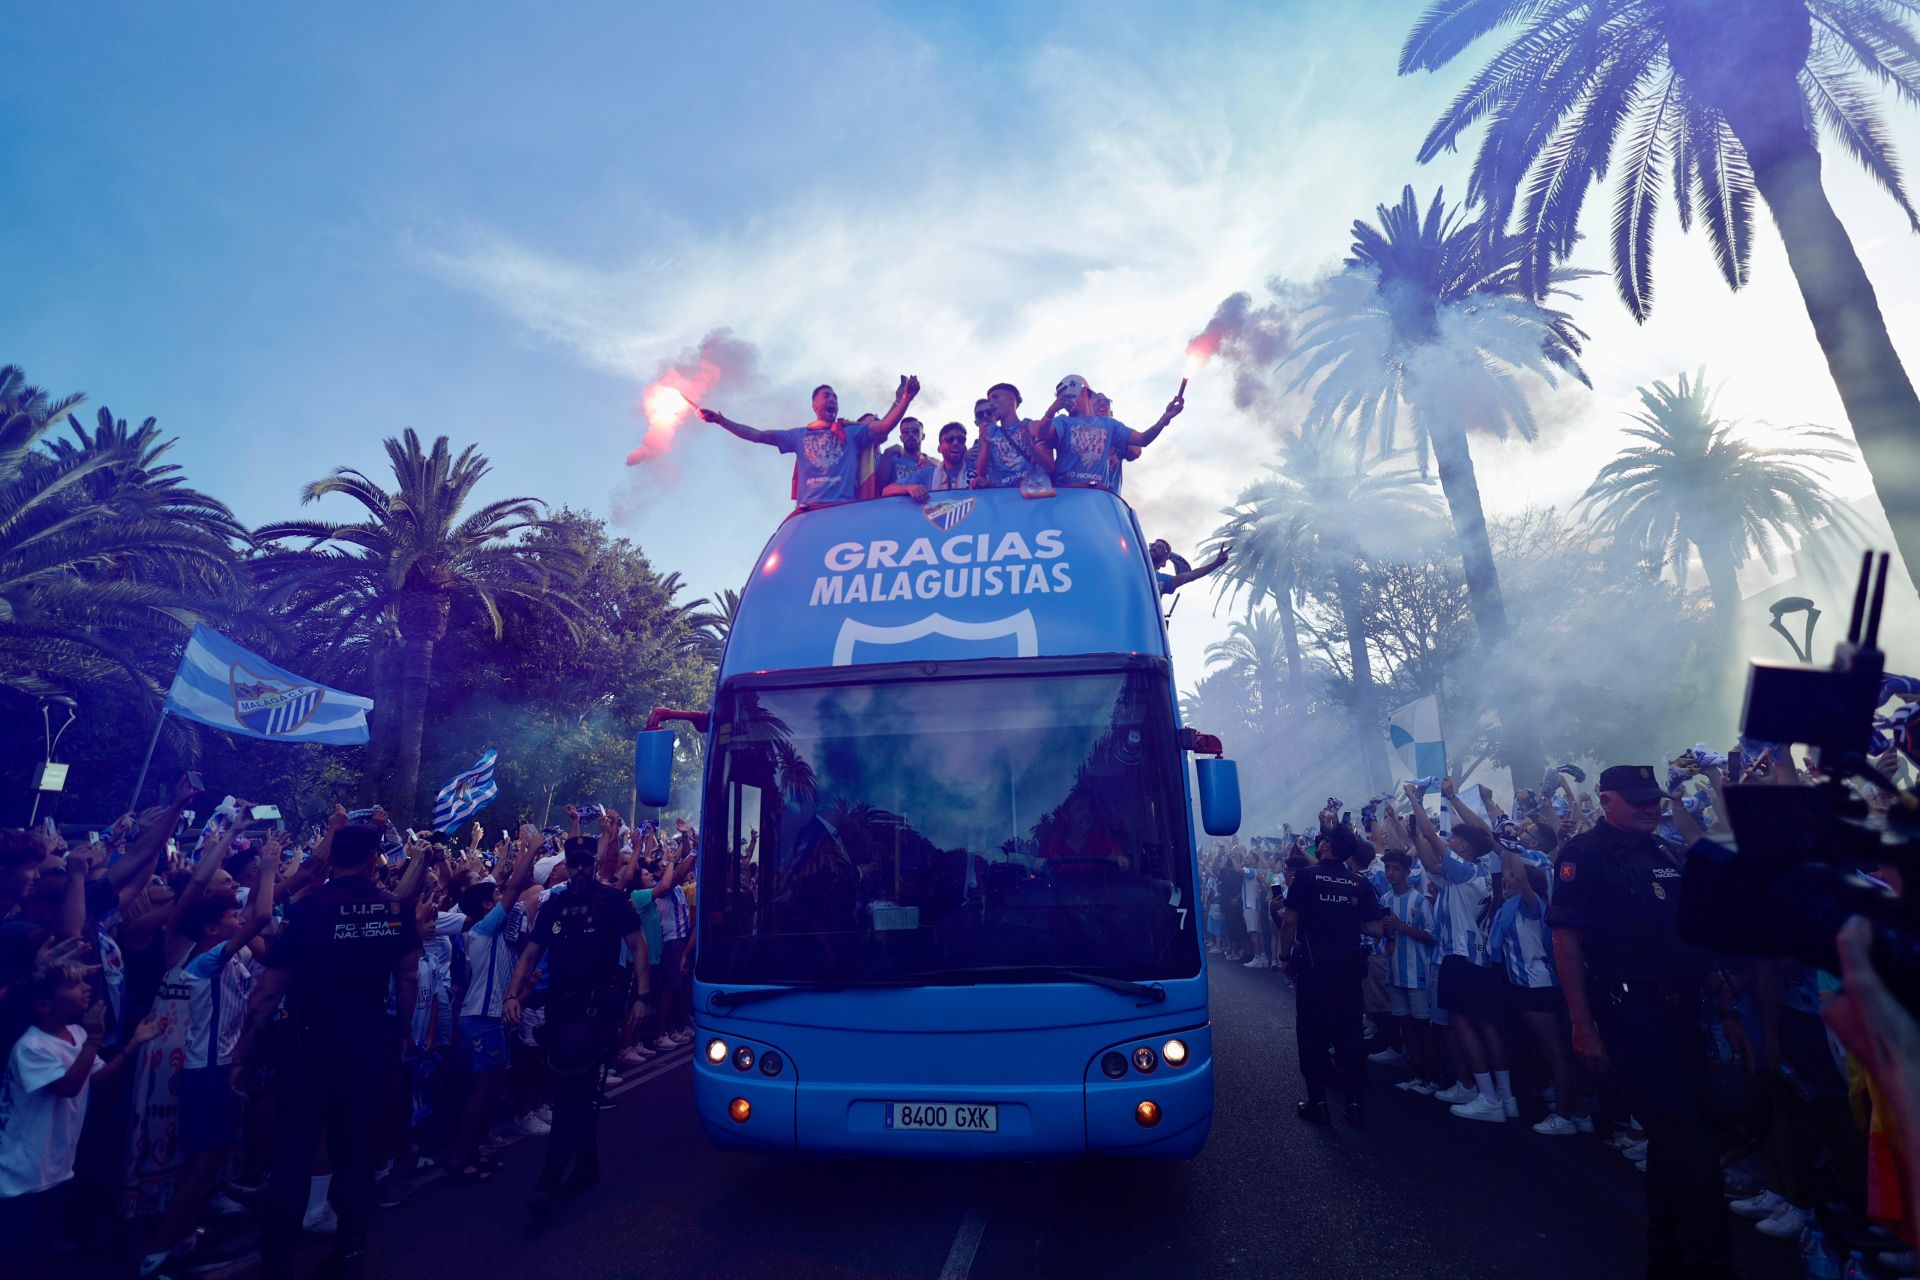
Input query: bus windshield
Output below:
<box><xmin>697</xmin><ymin>667</ymin><xmax>1200</xmax><ymax>987</ymax></box>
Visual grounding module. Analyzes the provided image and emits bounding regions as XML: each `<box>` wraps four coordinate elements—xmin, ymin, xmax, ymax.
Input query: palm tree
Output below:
<box><xmin>1288</xmin><ymin>186</ymin><xmax>1588</xmax><ymax>780</ymax></box>
<box><xmin>1204</xmin><ymin>608</ymin><xmax>1293</xmax><ymax>723</ymax></box>
<box><xmin>1208</xmin><ymin>516</ymin><xmax>1311</xmax><ymax>706</ymax></box>
<box><xmin>253</xmin><ymin>430</ymin><xmax>581</xmax><ymax>809</ymax></box>
<box><xmin>1211</xmin><ymin>424</ymin><xmax>1444</xmax><ymax>786</ymax></box>
<box><xmin>1400</xmin><ymin>0</ymin><xmax>1920</xmax><ymax>594</ymax></box>
<box><xmin>688</xmin><ymin>587</ymin><xmax>742</xmax><ymax>665</ymax></box>
<box><xmin>0</xmin><ymin>403</ymin><xmax>227</xmax><ymax>698</ymax></box>
<box><xmin>0</xmin><ymin>365</ymin><xmax>83</xmax><ymax>429</ymax></box>
<box><xmin>1578</xmin><ymin>369</ymin><xmax>1856</xmax><ymax>617</ymax></box>
<box><xmin>1179</xmin><ymin>668</ymin><xmax>1256</xmax><ymax>739</ymax></box>
<box><xmin>47</xmin><ymin>408</ymin><xmax>248</xmax><ymax>547</ymax></box>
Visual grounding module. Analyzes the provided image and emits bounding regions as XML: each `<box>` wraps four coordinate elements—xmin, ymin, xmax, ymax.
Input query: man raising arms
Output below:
<box><xmin>700</xmin><ymin>376</ymin><xmax>920</xmax><ymax>509</ymax></box>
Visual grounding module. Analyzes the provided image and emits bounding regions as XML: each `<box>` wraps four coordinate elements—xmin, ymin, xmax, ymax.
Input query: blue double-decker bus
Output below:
<box><xmin>636</xmin><ymin>485</ymin><xmax>1240</xmax><ymax>1158</ymax></box>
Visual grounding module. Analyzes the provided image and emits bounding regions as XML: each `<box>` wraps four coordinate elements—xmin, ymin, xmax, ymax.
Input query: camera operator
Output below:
<box><xmin>1548</xmin><ymin>765</ymin><xmax>1738</xmax><ymax>1280</ymax></box>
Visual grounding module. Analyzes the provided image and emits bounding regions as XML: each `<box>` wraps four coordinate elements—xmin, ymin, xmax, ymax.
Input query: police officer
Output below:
<box><xmin>502</xmin><ymin>834</ymin><xmax>643</xmax><ymax>1214</ymax></box>
<box><xmin>1278</xmin><ymin>824</ymin><xmax>1385</xmax><ymax>1127</ymax></box>
<box><xmin>1549</xmin><ymin>764</ymin><xmax>1737</xmax><ymax>1280</ymax></box>
<box><xmin>240</xmin><ymin>821</ymin><xmax>419</xmax><ymax>1280</ymax></box>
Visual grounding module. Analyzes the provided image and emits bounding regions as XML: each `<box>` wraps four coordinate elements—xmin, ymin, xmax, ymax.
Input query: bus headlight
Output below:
<box><xmin>760</xmin><ymin>1051</ymin><xmax>783</xmax><ymax>1077</ymax></box>
<box><xmin>1135</xmin><ymin>1100</ymin><xmax>1161</xmax><ymax>1127</ymax></box>
<box><xmin>1131</xmin><ymin>1045</ymin><xmax>1157</xmax><ymax>1074</ymax></box>
<box><xmin>706</xmin><ymin>1038</ymin><xmax>729</xmax><ymax>1064</ymax></box>
<box><xmin>1162</xmin><ymin>1038</ymin><xmax>1189</xmax><ymax>1067</ymax></box>
<box><xmin>1101</xmin><ymin>1052</ymin><xmax>1127</xmax><ymax>1079</ymax></box>
<box><xmin>732</xmin><ymin>1045</ymin><xmax>755</xmax><ymax>1072</ymax></box>
<box><xmin>729</xmin><ymin>1097</ymin><xmax>752</xmax><ymax>1123</ymax></box>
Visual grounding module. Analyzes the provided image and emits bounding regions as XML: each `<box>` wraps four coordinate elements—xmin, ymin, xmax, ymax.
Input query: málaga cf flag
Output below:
<box><xmin>433</xmin><ymin>750</ymin><xmax>499</xmax><ymax>832</ymax></box>
<box><xmin>1386</xmin><ymin>694</ymin><xmax>1447</xmax><ymax>782</ymax></box>
<box><xmin>164</xmin><ymin>625</ymin><xmax>373</xmax><ymax>744</ymax></box>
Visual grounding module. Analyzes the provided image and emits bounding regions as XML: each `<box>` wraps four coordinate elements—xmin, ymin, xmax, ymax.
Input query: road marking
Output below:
<box><xmin>938</xmin><ymin>1206</ymin><xmax>989</xmax><ymax>1280</ymax></box>
<box><xmin>605</xmin><ymin>1047</ymin><xmax>692</xmax><ymax>1096</ymax></box>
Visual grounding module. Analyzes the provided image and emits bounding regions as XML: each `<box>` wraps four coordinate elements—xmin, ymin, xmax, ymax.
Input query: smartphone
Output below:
<box><xmin>185</xmin><ymin>770</ymin><xmax>205</xmax><ymax>793</ymax></box>
<box><xmin>87</xmin><ymin>830</ymin><xmax>100</xmax><ymax>845</ymax></box>
<box><xmin>250</xmin><ymin>804</ymin><xmax>282</xmax><ymax>822</ymax></box>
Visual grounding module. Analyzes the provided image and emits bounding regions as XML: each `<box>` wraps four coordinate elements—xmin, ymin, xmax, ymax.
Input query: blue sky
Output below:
<box><xmin>6</xmin><ymin>0</ymin><xmax>1919</xmax><ymax>682</ymax></box>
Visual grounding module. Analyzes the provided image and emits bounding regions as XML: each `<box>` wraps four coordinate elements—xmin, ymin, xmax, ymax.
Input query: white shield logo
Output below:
<box><xmin>832</xmin><ymin>611</ymin><xmax>1038</xmax><ymax>666</ymax></box>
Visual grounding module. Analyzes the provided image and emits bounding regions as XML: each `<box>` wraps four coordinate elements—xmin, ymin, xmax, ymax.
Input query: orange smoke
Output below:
<box><xmin>1185</xmin><ymin>329</ymin><xmax>1224</xmax><ymax>379</ymax></box>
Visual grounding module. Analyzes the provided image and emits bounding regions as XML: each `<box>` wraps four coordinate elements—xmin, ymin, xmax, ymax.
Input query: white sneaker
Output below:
<box><xmin>533</xmin><ymin>1103</ymin><xmax>553</xmax><ymax>1124</ymax></box>
<box><xmin>1621</xmin><ymin>1140</ymin><xmax>1649</xmax><ymax>1162</ymax></box>
<box><xmin>1242</xmin><ymin>955</ymin><xmax>1268</xmax><ymax>969</ymax></box>
<box><xmin>1450</xmin><ymin>1096</ymin><xmax>1507</xmax><ymax>1123</ymax></box>
<box><xmin>1408</xmin><ymin>1080</ymin><xmax>1440</xmax><ymax>1096</ymax></box>
<box><xmin>1394</xmin><ymin>1079</ymin><xmax>1423</xmax><ymax>1092</ymax></box>
<box><xmin>515</xmin><ymin>1112</ymin><xmax>551</xmax><ymax>1137</ymax></box>
<box><xmin>1434</xmin><ymin>1083</ymin><xmax>1476</xmax><ymax>1105</ymax></box>
<box><xmin>1730</xmin><ymin>1190</ymin><xmax>1786</xmax><ymax>1220</ymax></box>
<box><xmin>1502</xmin><ymin>1096</ymin><xmax>1519</xmax><ymax>1118</ymax></box>
<box><xmin>1607</xmin><ymin>1128</ymin><xmax>1645</xmax><ymax>1151</ymax></box>
<box><xmin>618</xmin><ymin>1045</ymin><xmax>656</xmax><ymax>1066</ymax></box>
<box><xmin>1755</xmin><ymin>1203</ymin><xmax>1811</xmax><ymax>1238</ymax></box>
<box><xmin>1367</xmin><ymin>1048</ymin><xmax>1406</xmax><ymax>1064</ymax></box>
<box><xmin>1532</xmin><ymin>1114</ymin><xmax>1578</xmax><ymax>1136</ymax></box>
<box><xmin>669</xmin><ymin>1029</ymin><xmax>694</xmax><ymax>1045</ymax></box>
<box><xmin>303</xmin><ymin>1203</ymin><xmax>338</xmax><ymax>1235</ymax></box>
<box><xmin>652</xmin><ymin>1036</ymin><xmax>677</xmax><ymax>1052</ymax></box>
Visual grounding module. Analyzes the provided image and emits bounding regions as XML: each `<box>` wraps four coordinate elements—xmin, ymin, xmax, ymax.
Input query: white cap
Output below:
<box><xmin>533</xmin><ymin>854</ymin><xmax>565</xmax><ymax>886</ymax></box>
<box><xmin>1055</xmin><ymin>373</ymin><xmax>1088</xmax><ymax>401</ymax></box>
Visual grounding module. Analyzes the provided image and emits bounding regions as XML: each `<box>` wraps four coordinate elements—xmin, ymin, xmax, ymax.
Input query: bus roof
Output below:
<box><xmin>719</xmin><ymin>487</ymin><xmax>1169</xmax><ymax>682</ymax></box>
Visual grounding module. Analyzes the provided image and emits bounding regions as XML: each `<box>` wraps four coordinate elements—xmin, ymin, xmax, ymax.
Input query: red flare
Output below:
<box><xmin>628</xmin><ymin>372</ymin><xmax>715</xmax><ymax>466</ymax></box>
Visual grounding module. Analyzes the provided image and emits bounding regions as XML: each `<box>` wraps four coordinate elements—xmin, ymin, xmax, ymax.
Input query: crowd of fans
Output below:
<box><xmin>1203</xmin><ymin>739</ymin><xmax>1920</xmax><ymax>1273</ymax></box>
<box><xmin>0</xmin><ymin>780</ymin><xmax>696</xmax><ymax>1279</ymax></box>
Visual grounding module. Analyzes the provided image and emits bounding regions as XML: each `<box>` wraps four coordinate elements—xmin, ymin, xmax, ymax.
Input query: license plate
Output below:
<box><xmin>886</xmin><ymin>1102</ymin><xmax>999</xmax><ymax>1132</ymax></box>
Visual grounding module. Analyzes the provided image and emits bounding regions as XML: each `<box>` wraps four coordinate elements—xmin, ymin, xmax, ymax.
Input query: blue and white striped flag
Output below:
<box><xmin>433</xmin><ymin>750</ymin><xmax>499</xmax><ymax>832</ymax></box>
<box><xmin>164</xmin><ymin>624</ymin><xmax>372</xmax><ymax>744</ymax></box>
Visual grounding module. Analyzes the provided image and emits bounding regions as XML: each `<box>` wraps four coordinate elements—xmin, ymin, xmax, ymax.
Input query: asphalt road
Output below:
<box><xmin>345</xmin><ymin>961</ymin><xmax>1800</xmax><ymax>1280</ymax></box>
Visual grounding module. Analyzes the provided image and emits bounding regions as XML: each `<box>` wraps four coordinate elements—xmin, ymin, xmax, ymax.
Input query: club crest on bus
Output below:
<box><xmin>832</xmin><ymin>610</ymin><xmax>1038</xmax><ymax>665</ymax></box>
<box><xmin>229</xmin><ymin>663</ymin><xmax>323</xmax><ymax>736</ymax></box>
<box><xmin>922</xmin><ymin>497</ymin><xmax>975</xmax><ymax>531</ymax></box>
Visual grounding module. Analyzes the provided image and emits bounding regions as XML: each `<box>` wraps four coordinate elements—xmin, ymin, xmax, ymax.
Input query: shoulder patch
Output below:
<box><xmin>1558</xmin><ymin>861</ymin><xmax>1577</xmax><ymax>883</ymax></box>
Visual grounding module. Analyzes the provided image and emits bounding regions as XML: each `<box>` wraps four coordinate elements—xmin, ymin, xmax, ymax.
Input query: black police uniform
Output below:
<box><xmin>529</xmin><ymin>874</ymin><xmax>642</xmax><ymax>1195</ymax></box>
<box><xmin>1284</xmin><ymin>859</ymin><xmax>1384</xmax><ymax>1112</ymax></box>
<box><xmin>261</xmin><ymin>872</ymin><xmax>418</xmax><ymax>1277</ymax></box>
<box><xmin>1548</xmin><ymin>770</ymin><xmax>1732</xmax><ymax>1280</ymax></box>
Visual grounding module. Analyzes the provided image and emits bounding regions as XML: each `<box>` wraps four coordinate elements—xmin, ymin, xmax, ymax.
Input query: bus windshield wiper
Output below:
<box><xmin>706</xmin><ymin>978</ymin><xmax>913</xmax><ymax>1009</ymax></box>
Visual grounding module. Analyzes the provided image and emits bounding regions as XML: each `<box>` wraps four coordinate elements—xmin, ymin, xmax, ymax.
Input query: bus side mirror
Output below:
<box><xmin>635</xmin><ymin>730</ymin><xmax>675</xmax><ymax>808</ymax></box>
<box><xmin>1195</xmin><ymin>758</ymin><xmax>1241</xmax><ymax>836</ymax></box>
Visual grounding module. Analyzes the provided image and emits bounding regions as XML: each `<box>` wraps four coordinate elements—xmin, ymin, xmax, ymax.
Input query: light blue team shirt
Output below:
<box><xmin>1384</xmin><ymin>884</ymin><xmax>1436</xmax><ymax>990</ymax></box>
<box><xmin>1432</xmin><ymin>852</ymin><xmax>1497</xmax><ymax>966</ymax></box>
<box><xmin>1048</xmin><ymin>416</ymin><xmax>1142</xmax><ymax>489</ymax></box>
<box><xmin>1488</xmin><ymin>894</ymin><xmax>1555</xmax><ymax>988</ymax></box>
<box><xmin>929</xmin><ymin>458</ymin><xmax>976</xmax><ymax>491</ymax></box>
<box><xmin>977</xmin><ymin>422</ymin><xmax>1038</xmax><ymax>488</ymax></box>
<box><xmin>882</xmin><ymin>449</ymin><xmax>936</xmax><ymax>493</ymax></box>
<box><xmin>771</xmin><ymin>420</ymin><xmax>876</xmax><ymax>507</ymax></box>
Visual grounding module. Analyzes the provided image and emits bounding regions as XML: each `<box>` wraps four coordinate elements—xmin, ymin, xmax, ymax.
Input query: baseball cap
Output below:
<box><xmin>1054</xmin><ymin>374</ymin><xmax>1088</xmax><ymax>402</ymax></box>
<box><xmin>532</xmin><ymin>854</ymin><xmax>565</xmax><ymax>886</ymax></box>
<box><xmin>1597</xmin><ymin>765</ymin><xmax>1663</xmax><ymax>803</ymax></box>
